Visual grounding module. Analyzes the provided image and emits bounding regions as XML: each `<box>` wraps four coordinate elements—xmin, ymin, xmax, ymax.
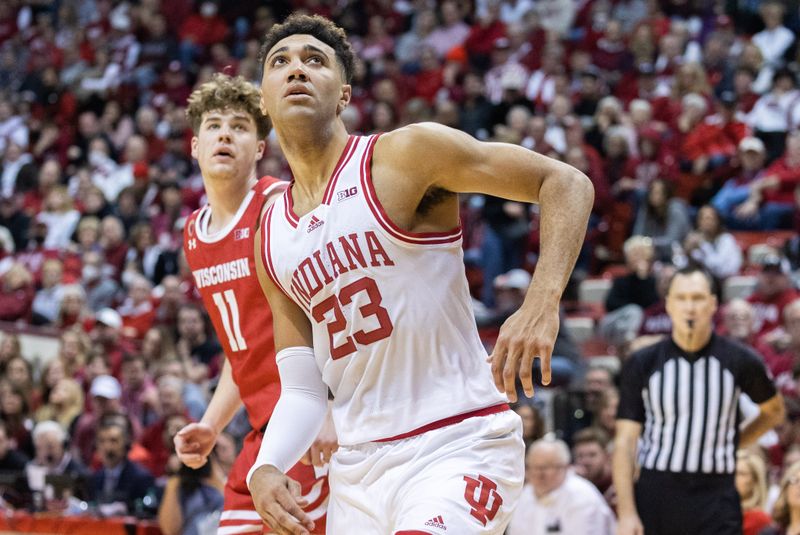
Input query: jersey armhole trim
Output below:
<box><xmin>360</xmin><ymin>133</ymin><xmax>463</xmax><ymax>245</ymax></box>
<box><xmin>260</xmin><ymin>204</ymin><xmax>310</xmax><ymax>313</ymax></box>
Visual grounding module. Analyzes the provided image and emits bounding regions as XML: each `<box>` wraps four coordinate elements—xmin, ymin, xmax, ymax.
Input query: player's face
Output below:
<box><xmin>666</xmin><ymin>272</ymin><xmax>718</xmax><ymax>335</ymax></box>
<box><xmin>260</xmin><ymin>34</ymin><xmax>351</xmax><ymax>127</ymax></box>
<box><xmin>191</xmin><ymin>108</ymin><xmax>265</xmax><ymax>182</ymax></box>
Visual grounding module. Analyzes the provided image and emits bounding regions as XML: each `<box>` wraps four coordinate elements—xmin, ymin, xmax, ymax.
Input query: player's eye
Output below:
<box><xmin>307</xmin><ymin>55</ymin><xmax>323</xmax><ymax>64</ymax></box>
<box><xmin>271</xmin><ymin>56</ymin><xmax>287</xmax><ymax>66</ymax></box>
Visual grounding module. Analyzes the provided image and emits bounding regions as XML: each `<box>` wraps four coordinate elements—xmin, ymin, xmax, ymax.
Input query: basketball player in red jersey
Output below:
<box><xmin>248</xmin><ymin>15</ymin><xmax>593</xmax><ymax>535</ymax></box>
<box><xmin>173</xmin><ymin>73</ymin><xmax>333</xmax><ymax>534</ymax></box>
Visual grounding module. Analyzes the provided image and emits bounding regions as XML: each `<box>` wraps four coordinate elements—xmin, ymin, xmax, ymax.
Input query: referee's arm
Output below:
<box><xmin>740</xmin><ymin>393</ymin><xmax>785</xmax><ymax>448</ymax></box>
<box><xmin>613</xmin><ymin>419</ymin><xmax>644</xmax><ymax>535</ymax></box>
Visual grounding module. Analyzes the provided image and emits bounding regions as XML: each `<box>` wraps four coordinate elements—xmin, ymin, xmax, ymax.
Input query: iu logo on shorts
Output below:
<box><xmin>463</xmin><ymin>474</ymin><xmax>503</xmax><ymax>526</ymax></box>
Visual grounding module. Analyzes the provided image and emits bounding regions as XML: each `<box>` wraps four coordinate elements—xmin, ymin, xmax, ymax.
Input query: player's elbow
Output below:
<box><xmin>568</xmin><ymin>170</ymin><xmax>595</xmax><ymax>205</ymax></box>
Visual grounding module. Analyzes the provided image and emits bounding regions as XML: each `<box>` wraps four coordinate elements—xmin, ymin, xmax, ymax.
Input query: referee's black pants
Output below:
<box><xmin>635</xmin><ymin>469</ymin><xmax>742</xmax><ymax>535</ymax></box>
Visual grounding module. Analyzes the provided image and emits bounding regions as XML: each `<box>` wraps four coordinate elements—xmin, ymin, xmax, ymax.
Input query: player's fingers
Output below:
<box><xmin>321</xmin><ymin>444</ymin><xmax>335</xmax><ymax>464</ymax></box>
<box><xmin>287</xmin><ymin>478</ymin><xmax>309</xmax><ymax>508</ymax></box>
<box><xmin>488</xmin><ymin>339</ymin><xmax>508</xmax><ymax>393</ymax></box>
<box><xmin>502</xmin><ymin>340</ymin><xmax>522</xmax><ymax>402</ymax></box>
<box><xmin>275</xmin><ymin>491</ymin><xmax>313</xmax><ymax>531</ymax></box>
<box><xmin>307</xmin><ymin>446</ymin><xmax>322</xmax><ymax>467</ymax></box>
<box><xmin>518</xmin><ymin>350</ymin><xmax>535</xmax><ymax>398</ymax></box>
<box><xmin>536</xmin><ymin>342</ymin><xmax>553</xmax><ymax>386</ymax></box>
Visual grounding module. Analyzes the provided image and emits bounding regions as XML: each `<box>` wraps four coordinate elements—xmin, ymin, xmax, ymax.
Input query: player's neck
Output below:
<box><xmin>203</xmin><ymin>172</ymin><xmax>258</xmax><ymax>233</ymax></box>
<box><xmin>277</xmin><ymin>121</ymin><xmax>349</xmax><ymax>200</ymax></box>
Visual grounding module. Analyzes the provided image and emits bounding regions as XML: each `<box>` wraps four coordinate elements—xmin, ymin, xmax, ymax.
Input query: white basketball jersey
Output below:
<box><xmin>262</xmin><ymin>134</ymin><xmax>507</xmax><ymax>446</ymax></box>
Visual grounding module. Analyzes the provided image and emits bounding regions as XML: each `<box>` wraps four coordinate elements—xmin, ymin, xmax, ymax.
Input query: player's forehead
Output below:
<box><xmin>201</xmin><ymin>107</ymin><xmax>256</xmax><ymax>125</ymax></box>
<box><xmin>268</xmin><ymin>34</ymin><xmax>336</xmax><ymax>60</ymax></box>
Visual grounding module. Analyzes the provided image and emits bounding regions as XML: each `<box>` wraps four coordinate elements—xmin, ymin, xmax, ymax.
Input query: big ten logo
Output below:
<box><xmin>463</xmin><ymin>475</ymin><xmax>503</xmax><ymax>527</ymax></box>
<box><xmin>337</xmin><ymin>186</ymin><xmax>358</xmax><ymax>202</ymax></box>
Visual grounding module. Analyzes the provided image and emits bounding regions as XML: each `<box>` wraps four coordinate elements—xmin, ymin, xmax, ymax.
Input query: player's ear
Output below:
<box><xmin>337</xmin><ymin>84</ymin><xmax>351</xmax><ymax>116</ymax></box>
<box><xmin>190</xmin><ymin>136</ymin><xmax>199</xmax><ymax>160</ymax></box>
<box><xmin>256</xmin><ymin>139</ymin><xmax>266</xmax><ymax>160</ymax></box>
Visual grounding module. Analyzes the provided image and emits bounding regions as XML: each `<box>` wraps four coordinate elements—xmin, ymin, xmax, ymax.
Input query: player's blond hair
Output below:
<box><xmin>186</xmin><ymin>73</ymin><xmax>271</xmax><ymax>139</ymax></box>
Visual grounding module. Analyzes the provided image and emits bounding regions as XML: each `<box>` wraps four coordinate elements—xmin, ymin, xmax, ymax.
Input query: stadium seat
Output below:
<box><xmin>578</xmin><ymin>278</ymin><xmax>612</xmax><ymax>305</ymax></box>
<box><xmin>564</xmin><ymin>316</ymin><xmax>595</xmax><ymax>343</ymax></box>
<box><xmin>722</xmin><ymin>275</ymin><xmax>758</xmax><ymax>302</ymax></box>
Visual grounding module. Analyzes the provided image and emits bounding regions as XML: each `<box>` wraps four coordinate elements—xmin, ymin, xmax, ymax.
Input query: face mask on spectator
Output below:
<box><xmin>88</xmin><ymin>150</ymin><xmax>108</xmax><ymax>168</ymax></box>
<box><xmin>82</xmin><ymin>265</ymin><xmax>100</xmax><ymax>282</ymax></box>
<box><xmin>200</xmin><ymin>2</ymin><xmax>217</xmax><ymax>17</ymax></box>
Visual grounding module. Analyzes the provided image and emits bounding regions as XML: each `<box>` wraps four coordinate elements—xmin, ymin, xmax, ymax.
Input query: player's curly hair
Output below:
<box><xmin>259</xmin><ymin>13</ymin><xmax>356</xmax><ymax>84</ymax></box>
<box><xmin>185</xmin><ymin>73</ymin><xmax>271</xmax><ymax>139</ymax></box>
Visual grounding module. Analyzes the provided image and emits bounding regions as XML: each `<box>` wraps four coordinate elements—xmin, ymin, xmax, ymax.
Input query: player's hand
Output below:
<box><xmin>487</xmin><ymin>300</ymin><xmax>559</xmax><ymax>402</ymax></box>
<box><xmin>174</xmin><ymin>422</ymin><xmax>217</xmax><ymax>468</ymax></box>
<box><xmin>617</xmin><ymin>513</ymin><xmax>644</xmax><ymax>535</ymax></box>
<box><xmin>250</xmin><ymin>465</ymin><xmax>314</xmax><ymax>534</ymax></box>
<box><xmin>302</xmin><ymin>405</ymin><xmax>338</xmax><ymax>466</ymax></box>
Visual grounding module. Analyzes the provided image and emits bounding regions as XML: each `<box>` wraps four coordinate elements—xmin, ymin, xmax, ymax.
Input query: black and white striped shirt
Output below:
<box><xmin>618</xmin><ymin>334</ymin><xmax>776</xmax><ymax>475</ymax></box>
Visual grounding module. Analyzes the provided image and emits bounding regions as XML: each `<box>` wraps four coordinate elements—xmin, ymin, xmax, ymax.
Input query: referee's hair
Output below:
<box><xmin>667</xmin><ymin>265</ymin><xmax>717</xmax><ymax>295</ymax></box>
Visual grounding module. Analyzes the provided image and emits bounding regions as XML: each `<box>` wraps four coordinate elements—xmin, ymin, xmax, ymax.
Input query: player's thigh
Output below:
<box><xmin>326</xmin><ymin>472</ymin><xmax>383</xmax><ymax>535</ymax></box>
<box><xmin>392</xmin><ymin>416</ymin><xmax>525</xmax><ymax>534</ymax></box>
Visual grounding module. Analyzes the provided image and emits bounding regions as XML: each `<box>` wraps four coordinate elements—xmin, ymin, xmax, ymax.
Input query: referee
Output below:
<box><xmin>613</xmin><ymin>266</ymin><xmax>785</xmax><ymax>535</ymax></box>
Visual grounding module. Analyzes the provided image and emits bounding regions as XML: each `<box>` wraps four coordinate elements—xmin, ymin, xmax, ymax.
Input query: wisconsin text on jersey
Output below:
<box><xmin>290</xmin><ymin>230</ymin><xmax>394</xmax><ymax>303</ymax></box>
<box><xmin>192</xmin><ymin>257</ymin><xmax>250</xmax><ymax>289</ymax></box>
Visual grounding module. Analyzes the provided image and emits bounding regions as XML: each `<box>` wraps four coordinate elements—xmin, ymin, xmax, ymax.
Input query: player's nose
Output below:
<box><xmin>287</xmin><ymin>59</ymin><xmax>308</xmax><ymax>82</ymax></box>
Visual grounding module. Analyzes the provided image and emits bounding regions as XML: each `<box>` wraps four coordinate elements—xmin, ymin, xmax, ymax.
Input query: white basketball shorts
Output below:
<box><xmin>326</xmin><ymin>408</ymin><xmax>524</xmax><ymax>534</ymax></box>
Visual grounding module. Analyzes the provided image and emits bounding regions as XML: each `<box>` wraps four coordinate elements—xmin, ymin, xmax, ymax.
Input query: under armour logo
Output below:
<box><xmin>463</xmin><ymin>475</ymin><xmax>502</xmax><ymax>527</ymax></box>
<box><xmin>188</xmin><ymin>238</ymin><xmax>197</xmax><ymax>250</ymax></box>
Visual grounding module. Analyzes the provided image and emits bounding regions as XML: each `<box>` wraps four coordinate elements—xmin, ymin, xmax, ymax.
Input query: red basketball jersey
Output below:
<box><xmin>184</xmin><ymin>176</ymin><xmax>287</xmax><ymax>430</ymax></box>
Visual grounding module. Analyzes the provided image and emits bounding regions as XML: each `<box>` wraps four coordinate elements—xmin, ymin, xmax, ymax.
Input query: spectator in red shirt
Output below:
<box><xmin>118</xmin><ymin>273</ymin><xmax>156</xmax><ymax>341</ymax></box>
<box><xmin>90</xmin><ymin>307</ymin><xmax>135</xmax><ymax>377</ymax></box>
<box><xmin>178</xmin><ymin>1</ymin><xmax>229</xmax><ymax>68</ymax></box>
<box><xmin>99</xmin><ymin>215</ymin><xmax>128</xmax><ymax>281</ymax></box>
<box><xmin>464</xmin><ymin>1</ymin><xmax>506</xmax><ymax>69</ymax></box>
<box><xmin>756</xmin><ymin>298</ymin><xmax>800</xmax><ymax>398</ymax></box>
<box><xmin>120</xmin><ymin>354</ymin><xmax>159</xmax><ymax>428</ymax></box>
<box><xmin>734</xmin><ymin>131</ymin><xmax>800</xmax><ymax>230</ymax></box>
<box><xmin>0</xmin><ymin>262</ymin><xmax>34</xmax><ymax>322</ymax></box>
<box><xmin>139</xmin><ymin>375</ymin><xmax>190</xmax><ymax>477</ymax></box>
<box><xmin>749</xmin><ymin>254</ymin><xmax>800</xmax><ymax>336</ymax></box>
<box><xmin>718</xmin><ymin>298</ymin><xmax>758</xmax><ymax>347</ymax></box>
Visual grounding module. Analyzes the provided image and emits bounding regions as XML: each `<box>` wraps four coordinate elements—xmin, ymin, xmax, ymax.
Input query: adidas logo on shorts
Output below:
<box><xmin>424</xmin><ymin>515</ymin><xmax>447</xmax><ymax>530</ymax></box>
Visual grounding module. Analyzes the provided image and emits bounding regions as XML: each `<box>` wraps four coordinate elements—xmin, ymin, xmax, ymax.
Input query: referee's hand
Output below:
<box><xmin>617</xmin><ymin>513</ymin><xmax>644</xmax><ymax>535</ymax></box>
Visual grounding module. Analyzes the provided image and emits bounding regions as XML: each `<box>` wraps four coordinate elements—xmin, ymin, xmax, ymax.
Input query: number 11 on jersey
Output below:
<box><xmin>212</xmin><ymin>289</ymin><xmax>248</xmax><ymax>352</ymax></box>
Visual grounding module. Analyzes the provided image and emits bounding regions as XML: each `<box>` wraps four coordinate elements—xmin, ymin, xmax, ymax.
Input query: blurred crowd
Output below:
<box><xmin>2</xmin><ymin>0</ymin><xmax>800</xmax><ymax>532</ymax></box>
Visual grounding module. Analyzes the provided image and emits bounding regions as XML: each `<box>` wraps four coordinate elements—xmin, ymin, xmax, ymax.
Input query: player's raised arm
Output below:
<box><xmin>379</xmin><ymin>123</ymin><xmax>594</xmax><ymax>401</ymax></box>
<box><xmin>246</xmin><ymin>221</ymin><xmax>327</xmax><ymax>535</ymax></box>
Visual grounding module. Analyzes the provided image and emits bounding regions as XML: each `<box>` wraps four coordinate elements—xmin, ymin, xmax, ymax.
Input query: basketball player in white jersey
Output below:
<box><xmin>247</xmin><ymin>14</ymin><xmax>594</xmax><ymax>535</ymax></box>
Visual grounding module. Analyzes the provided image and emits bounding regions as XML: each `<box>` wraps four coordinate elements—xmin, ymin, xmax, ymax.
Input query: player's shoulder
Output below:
<box><xmin>183</xmin><ymin>205</ymin><xmax>205</xmax><ymax>237</ymax></box>
<box><xmin>257</xmin><ymin>175</ymin><xmax>289</xmax><ymax>196</ymax></box>
<box><xmin>375</xmin><ymin>122</ymin><xmax>476</xmax><ymax>178</ymax></box>
<box><xmin>378</xmin><ymin>122</ymin><xmax>460</xmax><ymax>152</ymax></box>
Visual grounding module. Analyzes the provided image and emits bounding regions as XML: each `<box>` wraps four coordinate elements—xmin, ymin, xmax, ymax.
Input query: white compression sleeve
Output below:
<box><xmin>246</xmin><ymin>346</ymin><xmax>328</xmax><ymax>489</ymax></box>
